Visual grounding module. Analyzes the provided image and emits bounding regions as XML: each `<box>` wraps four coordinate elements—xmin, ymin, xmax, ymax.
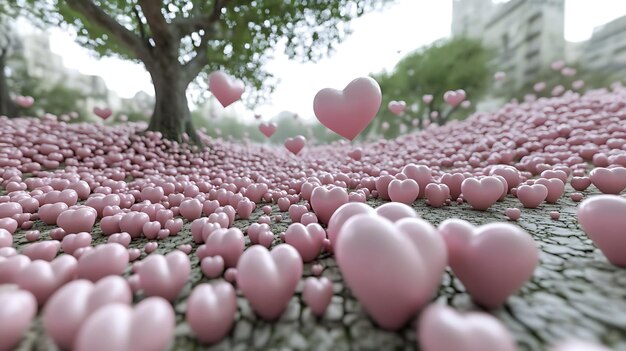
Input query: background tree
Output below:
<box><xmin>0</xmin><ymin>17</ymin><xmax>17</xmax><ymax>117</ymax></box>
<box><xmin>5</xmin><ymin>0</ymin><xmax>391</xmax><ymax>143</ymax></box>
<box><xmin>366</xmin><ymin>37</ymin><xmax>491</xmax><ymax>139</ymax></box>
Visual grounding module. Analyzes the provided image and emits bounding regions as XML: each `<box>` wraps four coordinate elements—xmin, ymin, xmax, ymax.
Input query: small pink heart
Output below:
<box><xmin>347</xmin><ymin>148</ymin><xmax>363</xmax><ymax>161</ymax></box>
<box><xmin>259</xmin><ymin>122</ymin><xmax>277</xmax><ymax>138</ymax></box>
<box><xmin>589</xmin><ymin>167</ymin><xmax>626</xmax><ymax>194</ymax></box>
<box><xmin>61</xmin><ymin>232</ymin><xmax>92</xmax><ymax>255</ymax></box>
<box><xmin>310</xmin><ymin>186</ymin><xmax>349</xmax><ymax>225</ymax></box>
<box><xmin>74</xmin><ymin>297</ymin><xmax>175</xmax><ymax>351</ymax></box>
<box><xmin>439</xmin><ymin>219</ymin><xmax>538</xmax><ymax>308</ymax></box>
<box><xmin>388</xmin><ymin>100</ymin><xmax>406</xmax><ymax>116</ymax></box>
<box><xmin>208</xmin><ymin>71</ymin><xmax>244</xmax><ymax>108</ymax></box>
<box><xmin>302</xmin><ymin>276</ymin><xmax>333</xmax><ymax>317</ymax></box>
<box><xmin>461</xmin><ymin>177</ymin><xmax>504</xmax><ymax>211</ymax></box>
<box><xmin>284</xmin><ymin>135</ymin><xmax>306</xmax><ymax>155</ymax></box>
<box><xmin>108</xmin><ymin>232</ymin><xmax>132</xmax><ymax>248</ymax></box>
<box><xmin>505</xmin><ymin>208</ymin><xmax>521</xmax><ymax>221</ymax></box>
<box><xmin>577</xmin><ymin>195</ymin><xmax>626</xmax><ymax>267</ymax></box>
<box><xmin>186</xmin><ymin>282</ymin><xmax>237</xmax><ymax>344</ymax></box>
<box><xmin>93</xmin><ymin>107</ymin><xmax>112</xmax><ymax>120</ymax></box>
<box><xmin>0</xmin><ymin>254</ymin><xmax>31</xmax><ymax>284</ymax></box>
<box><xmin>203</xmin><ymin>228</ymin><xmax>245</xmax><ymax>268</ymax></box>
<box><xmin>516</xmin><ymin>184</ymin><xmax>548</xmax><ymax>208</ymax></box>
<box><xmin>571</xmin><ymin>176</ymin><xmax>591</xmax><ymax>191</ymax></box>
<box><xmin>425</xmin><ymin>183</ymin><xmax>450</xmax><ymax>208</ymax></box>
<box><xmin>77</xmin><ymin>243</ymin><xmax>129</xmax><ymax>282</ymax></box>
<box><xmin>237</xmin><ymin>244</ymin><xmax>302</xmax><ymax>320</ymax></box>
<box><xmin>43</xmin><ymin>276</ymin><xmax>132</xmax><ymax>349</ymax></box>
<box><xmin>57</xmin><ymin>206</ymin><xmax>97</xmax><ymax>234</ymax></box>
<box><xmin>313</xmin><ymin>77</ymin><xmax>382</xmax><ymax>140</ymax></box>
<box><xmin>22</xmin><ymin>240</ymin><xmax>61</xmax><ymax>261</ymax></box>
<box><xmin>136</xmin><ymin>250</ymin><xmax>190</xmax><ymax>301</ymax></box>
<box><xmin>0</xmin><ymin>289</ymin><xmax>37</xmax><ymax>351</ymax></box>
<box><xmin>418</xmin><ymin>304</ymin><xmax>517</xmax><ymax>351</ymax></box>
<box><xmin>201</xmin><ymin>256</ymin><xmax>225</xmax><ymax>278</ymax></box>
<box><xmin>14</xmin><ymin>95</ymin><xmax>35</xmax><ymax>108</ymax></box>
<box><xmin>38</xmin><ymin>202</ymin><xmax>69</xmax><ymax>225</ymax></box>
<box><xmin>443</xmin><ymin>89</ymin><xmax>466</xmax><ymax>107</ymax></box>
<box><xmin>284</xmin><ymin>223</ymin><xmax>326</xmax><ymax>262</ymax></box>
<box><xmin>388</xmin><ymin>178</ymin><xmax>419</xmax><ymax>205</ymax></box>
<box><xmin>535</xmin><ymin>178</ymin><xmax>565</xmax><ymax>203</ymax></box>
<box><xmin>17</xmin><ymin>254</ymin><xmax>78</xmax><ymax>305</ymax></box>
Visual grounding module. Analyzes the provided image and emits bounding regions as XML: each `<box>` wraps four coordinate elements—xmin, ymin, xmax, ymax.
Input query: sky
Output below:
<box><xmin>43</xmin><ymin>0</ymin><xmax>626</xmax><ymax>121</ymax></box>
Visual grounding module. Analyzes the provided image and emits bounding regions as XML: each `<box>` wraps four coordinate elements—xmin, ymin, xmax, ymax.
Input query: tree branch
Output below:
<box><xmin>65</xmin><ymin>0</ymin><xmax>149</xmax><ymax>60</ymax></box>
<box><xmin>173</xmin><ymin>0</ymin><xmax>228</xmax><ymax>39</ymax></box>
<box><xmin>132</xmin><ymin>5</ymin><xmax>149</xmax><ymax>46</ymax></box>
<box><xmin>137</xmin><ymin>0</ymin><xmax>172</xmax><ymax>47</ymax></box>
<box><xmin>182</xmin><ymin>39</ymin><xmax>209</xmax><ymax>84</ymax></box>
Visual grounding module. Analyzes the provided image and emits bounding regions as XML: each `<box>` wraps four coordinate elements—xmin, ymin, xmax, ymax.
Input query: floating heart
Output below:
<box><xmin>443</xmin><ymin>89</ymin><xmax>466</xmax><ymax>107</ymax></box>
<box><xmin>259</xmin><ymin>122</ymin><xmax>277</xmax><ymax>138</ymax></box>
<box><xmin>237</xmin><ymin>244</ymin><xmax>302</xmax><ymax>320</ymax></box>
<box><xmin>14</xmin><ymin>95</ymin><xmax>35</xmax><ymax>108</ymax></box>
<box><xmin>186</xmin><ymin>282</ymin><xmax>237</xmax><ymax>344</ymax></box>
<box><xmin>313</xmin><ymin>77</ymin><xmax>382</xmax><ymax>140</ymax></box>
<box><xmin>208</xmin><ymin>71</ymin><xmax>245</xmax><ymax>108</ymax></box>
<box><xmin>93</xmin><ymin>107</ymin><xmax>113</xmax><ymax>120</ymax></box>
<box><xmin>284</xmin><ymin>135</ymin><xmax>306</xmax><ymax>155</ymax></box>
<box><xmin>74</xmin><ymin>297</ymin><xmax>175</xmax><ymax>351</ymax></box>
<box><xmin>577</xmin><ymin>195</ymin><xmax>626</xmax><ymax>267</ymax></box>
<box><xmin>388</xmin><ymin>100</ymin><xmax>406</xmax><ymax>116</ymax></box>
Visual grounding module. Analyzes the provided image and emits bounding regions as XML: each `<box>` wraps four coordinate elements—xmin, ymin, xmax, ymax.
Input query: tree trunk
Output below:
<box><xmin>0</xmin><ymin>55</ymin><xmax>17</xmax><ymax>118</ymax></box>
<box><xmin>146</xmin><ymin>58</ymin><xmax>200</xmax><ymax>144</ymax></box>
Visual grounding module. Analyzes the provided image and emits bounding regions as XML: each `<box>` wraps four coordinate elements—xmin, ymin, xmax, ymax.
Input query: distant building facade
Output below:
<box><xmin>581</xmin><ymin>15</ymin><xmax>626</xmax><ymax>79</ymax></box>
<box><xmin>452</xmin><ymin>0</ymin><xmax>566</xmax><ymax>88</ymax></box>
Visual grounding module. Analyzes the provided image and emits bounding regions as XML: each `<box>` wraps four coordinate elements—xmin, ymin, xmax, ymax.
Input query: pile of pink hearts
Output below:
<box><xmin>1</xmin><ymin>82</ymin><xmax>625</xmax><ymax>350</ymax></box>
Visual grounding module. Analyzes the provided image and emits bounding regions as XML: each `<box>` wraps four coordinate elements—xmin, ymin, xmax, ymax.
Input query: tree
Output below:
<box><xmin>366</xmin><ymin>37</ymin><xmax>491</xmax><ymax>139</ymax></box>
<box><xmin>0</xmin><ymin>17</ymin><xmax>17</xmax><ymax>117</ymax></box>
<box><xmin>5</xmin><ymin>0</ymin><xmax>390</xmax><ymax>143</ymax></box>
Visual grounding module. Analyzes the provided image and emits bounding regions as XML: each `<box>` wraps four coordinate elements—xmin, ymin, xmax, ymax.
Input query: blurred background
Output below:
<box><xmin>1</xmin><ymin>0</ymin><xmax>625</xmax><ymax>142</ymax></box>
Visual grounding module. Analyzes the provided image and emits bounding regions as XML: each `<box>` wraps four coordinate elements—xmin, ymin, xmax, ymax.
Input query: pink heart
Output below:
<box><xmin>236</xmin><ymin>199</ymin><xmax>255</xmax><ymax>219</ymax></box>
<box><xmin>310</xmin><ymin>186</ymin><xmax>349</xmax><ymax>225</ymax></box>
<box><xmin>208</xmin><ymin>71</ymin><xmax>244</xmax><ymax>108</ymax></box>
<box><xmin>438</xmin><ymin>219</ymin><xmax>538</xmax><ymax>308</ymax></box>
<box><xmin>425</xmin><ymin>183</ymin><xmax>450</xmax><ymax>208</ymax></box>
<box><xmin>186</xmin><ymin>282</ymin><xmax>237</xmax><ymax>344</ymax></box>
<box><xmin>57</xmin><ymin>206</ymin><xmax>97</xmax><ymax>234</ymax></box>
<box><xmin>505</xmin><ymin>208</ymin><xmax>521</xmax><ymax>221</ymax></box>
<box><xmin>179</xmin><ymin>199</ymin><xmax>202</xmax><ymax>220</ymax></box>
<box><xmin>422</xmin><ymin>94</ymin><xmax>433</xmax><ymax>104</ymax></box>
<box><xmin>440</xmin><ymin>173</ymin><xmax>465</xmax><ymax>200</ymax></box>
<box><xmin>17</xmin><ymin>254</ymin><xmax>78</xmax><ymax>305</ymax></box>
<box><xmin>237</xmin><ymin>244</ymin><xmax>303</xmax><ymax>320</ymax></box>
<box><xmin>516</xmin><ymin>184</ymin><xmax>548</xmax><ymax>208</ymax></box>
<box><xmin>0</xmin><ymin>254</ymin><xmax>31</xmax><ymax>284</ymax></box>
<box><xmin>203</xmin><ymin>228</ymin><xmax>245</xmax><ymax>268</ymax></box>
<box><xmin>74</xmin><ymin>297</ymin><xmax>175</xmax><ymax>351</ymax></box>
<box><xmin>201</xmin><ymin>256</ymin><xmax>225</xmax><ymax>278</ymax></box>
<box><xmin>302</xmin><ymin>276</ymin><xmax>333</xmax><ymax>316</ymax></box>
<box><xmin>418</xmin><ymin>304</ymin><xmax>517</xmax><ymax>351</ymax></box>
<box><xmin>577</xmin><ymin>195</ymin><xmax>626</xmax><ymax>267</ymax></box>
<box><xmin>142</xmin><ymin>221</ymin><xmax>161</xmax><ymax>240</ymax></box>
<box><xmin>374</xmin><ymin>202</ymin><xmax>419</xmax><ymax>223</ymax></box>
<box><xmin>14</xmin><ymin>95</ymin><xmax>35</xmax><ymax>108</ymax></box>
<box><xmin>38</xmin><ymin>202</ymin><xmax>69</xmax><ymax>225</ymax></box>
<box><xmin>119</xmin><ymin>212</ymin><xmax>150</xmax><ymax>238</ymax></box>
<box><xmin>443</xmin><ymin>89</ymin><xmax>466</xmax><ymax>107</ymax></box>
<box><xmin>313</xmin><ymin>77</ymin><xmax>382</xmax><ymax>140</ymax></box>
<box><xmin>347</xmin><ymin>148</ymin><xmax>363</xmax><ymax>161</ymax></box>
<box><xmin>388</xmin><ymin>179</ymin><xmax>419</xmax><ymax>205</ymax></box>
<box><xmin>22</xmin><ymin>240</ymin><xmax>61</xmax><ymax>261</ymax></box>
<box><xmin>461</xmin><ymin>177</ymin><xmax>503</xmax><ymax>211</ymax></box>
<box><xmin>43</xmin><ymin>276</ymin><xmax>132</xmax><ymax>349</ymax></box>
<box><xmin>336</xmin><ymin>214</ymin><xmax>446</xmax><ymax>330</ymax></box>
<box><xmin>93</xmin><ymin>107</ymin><xmax>112</xmax><ymax>120</ymax></box>
<box><xmin>77</xmin><ymin>243</ymin><xmax>129</xmax><ymax>282</ymax></box>
<box><xmin>571</xmin><ymin>176</ymin><xmax>591</xmax><ymax>191</ymax></box>
<box><xmin>589</xmin><ymin>167</ymin><xmax>626</xmax><ymax>194</ymax></box>
<box><xmin>284</xmin><ymin>223</ymin><xmax>325</xmax><ymax>262</ymax></box>
<box><xmin>61</xmin><ymin>232</ymin><xmax>92</xmax><ymax>255</ymax></box>
<box><xmin>535</xmin><ymin>178</ymin><xmax>565</xmax><ymax>203</ymax></box>
<box><xmin>402</xmin><ymin>164</ymin><xmax>434</xmax><ymax>199</ymax></box>
<box><xmin>0</xmin><ymin>289</ymin><xmax>37</xmax><ymax>351</ymax></box>
<box><xmin>284</xmin><ymin>135</ymin><xmax>306</xmax><ymax>155</ymax></box>
<box><xmin>259</xmin><ymin>122</ymin><xmax>277</xmax><ymax>138</ymax></box>
<box><xmin>388</xmin><ymin>100</ymin><xmax>406</xmax><ymax>116</ymax></box>
<box><xmin>0</xmin><ymin>228</ymin><xmax>11</xmax><ymax>248</ymax></box>
<box><xmin>136</xmin><ymin>250</ymin><xmax>190</xmax><ymax>301</ymax></box>
<box><xmin>246</xmin><ymin>223</ymin><xmax>271</xmax><ymax>245</ymax></box>
<box><xmin>108</xmin><ymin>232</ymin><xmax>131</xmax><ymax>248</ymax></box>
<box><xmin>288</xmin><ymin>204</ymin><xmax>308</xmax><ymax>223</ymax></box>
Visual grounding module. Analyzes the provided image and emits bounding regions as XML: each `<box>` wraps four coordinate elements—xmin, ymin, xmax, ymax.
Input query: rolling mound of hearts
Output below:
<box><xmin>0</xmin><ymin>84</ymin><xmax>625</xmax><ymax>351</ymax></box>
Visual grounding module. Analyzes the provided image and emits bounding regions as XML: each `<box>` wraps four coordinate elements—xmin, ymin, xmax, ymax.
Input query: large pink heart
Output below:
<box><xmin>208</xmin><ymin>71</ymin><xmax>244</xmax><ymax>108</ymax></box>
<box><xmin>186</xmin><ymin>282</ymin><xmax>237</xmax><ymax>344</ymax></box>
<box><xmin>577</xmin><ymin>195</ymin><xmax>626</xmax><ymax>267</ymax></box>
<box><xmin>136</xmin><ymin>250</ymin><xmax>190</xmax><ymax>301</ymax></box>
<box><xmin>335</xmin><ymin>214</ymin><xmax>447</xmax><ymax>330</ymax></box>
<box><xmin>461</xmin><ymin>177</ymin><xmax>504</xmax><ymax>211</ymax></box>
<box><xmin>237</xmin><ymin>244</ymin><xmax>302</xmax><ymax>320</ymax></box>
<box><xmin>0</xmin><ymin>289</ymin><xmax>38</xmax><ymax>351</ymax></box>
<box><xmin>310</xmin><ymin>186</ymin><xmax>349</xmax><ymax>225</ymax></box>
<box><xmin>438</xmin><ymin>219</ymin><xmax>538</xmax><ymax>308</ymax></box>
<box><xmin>43</xmin><ymin>276</ymin><xmax>132</xmax><ymax>350</ymax></box>
<box><xmin>74</xmin><ymin>297</ymin><xmax>175</xmax><ymax>351</ymax></box>
<box><xmin>313</xmin><ymin>77</ymin><xmax>382</xmax><ymax>140</ymax></box>
<box><xmin>589</xmin><ymin>167</ymin><xmax>626</xmax><ymax>194</ymax></box>
<box><xmin>418</xmin><ymin>304</ymin><xmax>517</xmax><ymax>351</ymax></box>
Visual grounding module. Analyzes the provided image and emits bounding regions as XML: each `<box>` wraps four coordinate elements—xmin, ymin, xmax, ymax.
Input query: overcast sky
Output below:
<box><xmin>44</xmin><ymin>0</ymin><xmax>626</xmax><ymax>121</ymax></box>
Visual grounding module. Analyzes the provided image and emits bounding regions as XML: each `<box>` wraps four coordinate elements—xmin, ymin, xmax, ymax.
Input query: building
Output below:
<box><xmin>581</xmin><ymin>15</ymin><xmax>626</xmax><ymax>79</ymax></box>
<box><xmin>452</xmin><ymin>0</ymin><xmax>566</xmax><ymax>89</ymax></box>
